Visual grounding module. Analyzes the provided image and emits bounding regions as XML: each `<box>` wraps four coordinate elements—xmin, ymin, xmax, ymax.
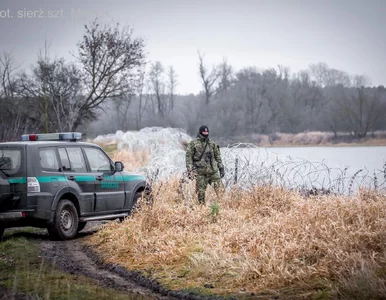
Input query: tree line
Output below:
<box><xmin>88</xmin><ymin>55</ymin><xmax>386</xmax><ymax>140</ymax></box>
<box><xmin>0</xmin><ymin>20</ymin><xmax>145</xmax><ymax>141</ymax></box>
<box><xmin>1</xmin><ymin>20</ymin><xmax>386</xmax><ymax>141</ymax></box>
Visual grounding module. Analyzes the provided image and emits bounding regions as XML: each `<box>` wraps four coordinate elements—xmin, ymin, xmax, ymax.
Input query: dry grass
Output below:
<box><xmin>86</xmin><ymin>176</ymin><xmax>386</xmax><ymax>298</ymax></box>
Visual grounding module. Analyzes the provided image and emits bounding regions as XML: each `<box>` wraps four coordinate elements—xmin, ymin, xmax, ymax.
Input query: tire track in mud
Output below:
<box><xmin>39</xmin><ymin>223</ymin><xmax>227</xmax><ymax>300</ymax></box>
<box><xmin>39</xmin><ymin>222</ymin><xmax>171</xmax><ymax>300</ymax></box>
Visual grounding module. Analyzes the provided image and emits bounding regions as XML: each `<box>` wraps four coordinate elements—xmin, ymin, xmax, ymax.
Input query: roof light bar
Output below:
<box><xmin>21</xmin><ymin>132</ymin><xmax>82</xmax><ymax>141</ymax></box>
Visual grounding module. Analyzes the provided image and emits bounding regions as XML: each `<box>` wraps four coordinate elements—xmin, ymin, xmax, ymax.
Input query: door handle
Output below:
<box><xmin>96</xmin><ymin>175</ymin><xmax>103</xmax><ymax>181</ymax></box>
<box><xmin>67</xmin><ymin>175</ymin><xmax>75</xmax><ymax>181</ymax></box>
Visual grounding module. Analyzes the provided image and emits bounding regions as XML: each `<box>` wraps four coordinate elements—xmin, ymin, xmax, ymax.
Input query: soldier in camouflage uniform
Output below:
<box><xmin>185</xmin><ymin>125</ymin><xmax>225</xmax><ymax>204</ymax></box>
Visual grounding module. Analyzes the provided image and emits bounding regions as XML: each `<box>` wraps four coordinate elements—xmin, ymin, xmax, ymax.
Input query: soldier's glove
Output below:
<box><xmin>219</xmin><ymin>167</ymin><xmax>225</xmax><ymax>178</ymax></box>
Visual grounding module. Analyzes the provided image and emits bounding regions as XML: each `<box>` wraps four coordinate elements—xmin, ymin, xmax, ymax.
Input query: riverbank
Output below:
<box><xmin>85</xmin><ymin>181</ymin><xmax>386</xmax><ymax>299</ymax></box>
<box><xmin>84</xmin><ymin>145</ymin><xmax>386</xmax><ymax>298</ymax></box>
<box><xmin>214</xmin><ymin>131</ymin><xmax>386</xmax><ymax>147</ymax></box>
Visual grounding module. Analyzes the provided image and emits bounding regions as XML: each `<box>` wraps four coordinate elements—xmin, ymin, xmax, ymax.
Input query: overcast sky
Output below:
<box><xmin>0</xmin><ymin>0</ymin><xmax>385</xmax><ymax>94</ymax></box>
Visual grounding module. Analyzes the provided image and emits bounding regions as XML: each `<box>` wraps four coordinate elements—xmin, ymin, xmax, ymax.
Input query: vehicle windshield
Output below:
<box><xmin>0</xmin><ymin>148</ymin><xmax>23</xmax><ymax>177</ymax></box>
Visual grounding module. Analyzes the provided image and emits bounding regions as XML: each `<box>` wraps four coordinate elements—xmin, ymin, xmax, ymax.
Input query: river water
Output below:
<box><xmin>221</xmin><ymin>145</ymin><xmax>386</xmax><ymax>194</ymax></box>
<box><xmin>267</xmin><ymin>146</ymin><xmax>386</xmax><ymax>174</ymax></box>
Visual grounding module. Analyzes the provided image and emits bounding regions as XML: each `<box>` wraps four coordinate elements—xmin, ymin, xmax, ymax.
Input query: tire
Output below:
<box><xmin>77</xmin><ymin>221</ymin><xmax>87</xmax><ymax>232</ymax></box>
<box><xmin>131</xmin><ymin>192</ymin><xmax>143</xmax><ymax>213</ymax></box>
<box><xmin>120</xmin><ymin>193</ymin><xmax>143</xmax><ymax>220</ymax></box>
<box><xmin>47</xmin><ymin>199</ymin><xmax>78</xmax><ymax>240</ymax></box>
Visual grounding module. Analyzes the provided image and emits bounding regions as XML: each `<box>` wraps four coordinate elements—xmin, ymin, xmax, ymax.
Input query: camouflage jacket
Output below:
<box><xmin>186</xmin><ymin>135</ymin><xmax>224</xmax><ymax>175</ymax></box>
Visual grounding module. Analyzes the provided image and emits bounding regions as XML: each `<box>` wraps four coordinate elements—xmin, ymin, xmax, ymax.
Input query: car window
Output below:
<box><xmin>66</xmin><ymin>147</ymin><xmax>87</xmax><ymax>173</ymax></box>
<box><xmin>58</xmin><ymin>148</ymin><xmax>72</xmax><ymax>171</ymax></box>
<box><xmin>84</xmin><ymin>147</ymin><xmax>112</xmax><ymax>172</ymax></box>
<box><xmin>39</xmin><ymin>148</ymin><xmax>60</xmax><ymax>172</ymax></box>
<box><xmin>0</xmin><ymin>149</ymin><xmax>22</xmax><ymax>175</ymax></box>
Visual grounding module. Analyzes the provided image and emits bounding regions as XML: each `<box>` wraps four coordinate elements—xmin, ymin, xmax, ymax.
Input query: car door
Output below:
<box><xmin>58</xmin><ymin>147</ymin><xmax>94</xmax><ymax>214</ymax></box>
<box><xmin>37</xmin><ymin>147</ymin><xmax>68</xmax><ymax>212</ymax></box>
<box><xmin>83</xmin><ymin>146</ymin><xmax>125</xmax><ymax>212</ymax></box>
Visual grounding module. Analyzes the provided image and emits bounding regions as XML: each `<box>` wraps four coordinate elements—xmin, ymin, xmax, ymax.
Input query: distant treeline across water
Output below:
<box><xmin>214</xmin><ymin>131</ymin><xmax>386</xmax><ymax>147</ymax></box>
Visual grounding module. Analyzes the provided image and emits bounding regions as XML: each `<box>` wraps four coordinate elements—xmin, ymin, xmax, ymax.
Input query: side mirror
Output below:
<box><xmin>114</xmin><ymin>161</ymin><xmax>124</xmax><ymax>172</ymax></box>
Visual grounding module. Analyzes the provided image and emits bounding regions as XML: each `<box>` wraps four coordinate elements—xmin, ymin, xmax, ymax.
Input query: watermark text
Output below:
<box><xmin>0</xmin><ymin>8</ymin><xmax>110</xmax><ymax>20</ymax></box>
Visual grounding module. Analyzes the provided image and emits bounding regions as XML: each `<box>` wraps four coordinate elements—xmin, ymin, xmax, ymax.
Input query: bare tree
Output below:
<box><xmin>148</xmin><ymin>61</ymin><xmax>166</xmax><ymax>118</ymax></box>
<box><xmin>18</xmin><ymin>45</ymin><xmax>82</xmax><ymax>133</ymax></box>
<box><xmin>277</xmin><ymin>65</ymin><xmax>290</xmax><ymax>82</ymax></box>
<box><xmin>0</xmin><ymin>52</ymin><xmax>18</xmax><ymax>98</ymax></box>
<box><xmin>75</xmin><ymin>19</ymin><xmax>146</xmax><ymax>130</ymax></box>
<box><xmin>342</xmin><ymin>87</ymin><xmax>382</xmax><ymax>138</ymax></box>
<box><xmin>135</xmin><ymin>67</ymin><xmax>147</xmax><ymax>129</ymax></box>
<box><xmin>234</xmin><ymin>68</ymin><xmax>264</xmax><ymax>133</ymax></box>
<box><xmin>167</xmin><ymin>66</ymin><xmax>177</xmax><ymax>111</ymax></box>
<box><xmin>260</xmin><ymin>69</ymin><xmax>284</xmax><ymax>133</ymax></box>
<box><xmin>351</xmin><ymin>74</ymin><xmax>370</xmax><ymax>88</ymax></box>
<box><xmin>309</xmin><ymin>62</ymin><xmax>351</xmax><ymax>87</ymax></box>
<box><xmin>296</xmin><ymin>70</ymin><xmax>311</xmax><ymax>86</ymax></box>
<box><xmin>0</xmin><ymin>52</ymin><xmax>36</xmax><ymax>141</ymax></box>
<box><xmin>324</xmin><ymin>74</ymin><xmax>384</xmax><ymax>138</ymax></box>
<box><xmin>212</xmin><ymin>91</ymin><xmax>242</xmax><ymax>137</ymax></box>
<box><xmin>198</xmin><ymin>51</ymin><xmax>221</xmax><ymax>105</ymax></box>
<box><xmin>217</xmin><ymin>58</ymin><xmax>233</xmax><ymax>92</ymax></box>
<box><xmin>113</xmin><ymin>93</ymin><xmax>135</xmax><ymax>130</ymax></box>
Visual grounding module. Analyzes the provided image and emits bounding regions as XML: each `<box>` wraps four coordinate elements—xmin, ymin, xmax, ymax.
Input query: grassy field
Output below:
<box><xmin>0</xmin><ymin>229</ymin><xmax>144</xmax><ymax>300</ymax></box>
<box><xmin>2</xmin><ymin>144</ymin><xmax>385</xmax><ymax>299</ymax></box>
<box><xmin>85</xmin><ymin>148</ymin><xmax>386</xmax><ymax>300</ymax></box>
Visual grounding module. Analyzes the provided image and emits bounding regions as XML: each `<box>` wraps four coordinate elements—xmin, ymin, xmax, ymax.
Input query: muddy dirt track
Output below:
<box><xmin>3</xmin><ymin>222</ymin><xmax>229</xmax><ymax>300</ymax></box>
<box><xmin>40</xmin><ymin>229</ymin><xmax>173</xmax><ymax>299</ymax></box>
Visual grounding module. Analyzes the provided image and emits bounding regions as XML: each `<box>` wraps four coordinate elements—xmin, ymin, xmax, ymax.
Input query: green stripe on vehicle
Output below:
<box><xmin>8</xmin><ymin>177</ymin><xmax>27</xmax><ymax>184</ymax></box>
<box><xmin>37</xmin><ymin>176</ymin><xmax>68</xmax><ymax>183</ymax></box>
<box><xmin>122</xmin><ymin>175</ymin><xmax>145</xmax><ymax>181</ymax></box>
<box><xmin>74</xmin><ymin>175</ymin><xmax>95</xmax><ymax>182</ymax></box>
<box><xmin>8</xmin><ymin>175</ymin><xmax>144</xmax><ymax>184</ymax></box>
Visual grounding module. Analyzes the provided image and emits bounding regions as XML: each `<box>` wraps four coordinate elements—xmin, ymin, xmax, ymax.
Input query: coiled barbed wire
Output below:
<box><xmin>220</xmin><ymin>143</ymin><xmax>386</xmax><ymax>195</ymax></box>
<box><xmin>137</xmin><ymin>143</ymin><xmax>386</xmax><ymax>196</ymax></box>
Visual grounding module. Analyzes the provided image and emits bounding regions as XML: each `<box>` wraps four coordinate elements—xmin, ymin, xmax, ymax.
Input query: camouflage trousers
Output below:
<box><xmin>195</xmin><ymin>172</ymin><xmax>223</xmax><ymax>204</ymax></box>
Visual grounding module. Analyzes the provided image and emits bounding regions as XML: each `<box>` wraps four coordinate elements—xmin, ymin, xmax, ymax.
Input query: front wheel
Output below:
<box><xmin>131</xmin><ymin>192</ymin><xmax>143</xmax><ymax>213</ymax></box>
<box><xmin>47</xmin><ymin>199</ymin><xmax>78</xmax><ymax>240</ymax></box>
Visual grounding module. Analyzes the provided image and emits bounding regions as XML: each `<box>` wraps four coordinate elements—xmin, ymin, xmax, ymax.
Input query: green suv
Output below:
<box><xmin>0</xmin><ymin>132</ymin><xmax>150</xmax><ymax>240</ymax></box>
